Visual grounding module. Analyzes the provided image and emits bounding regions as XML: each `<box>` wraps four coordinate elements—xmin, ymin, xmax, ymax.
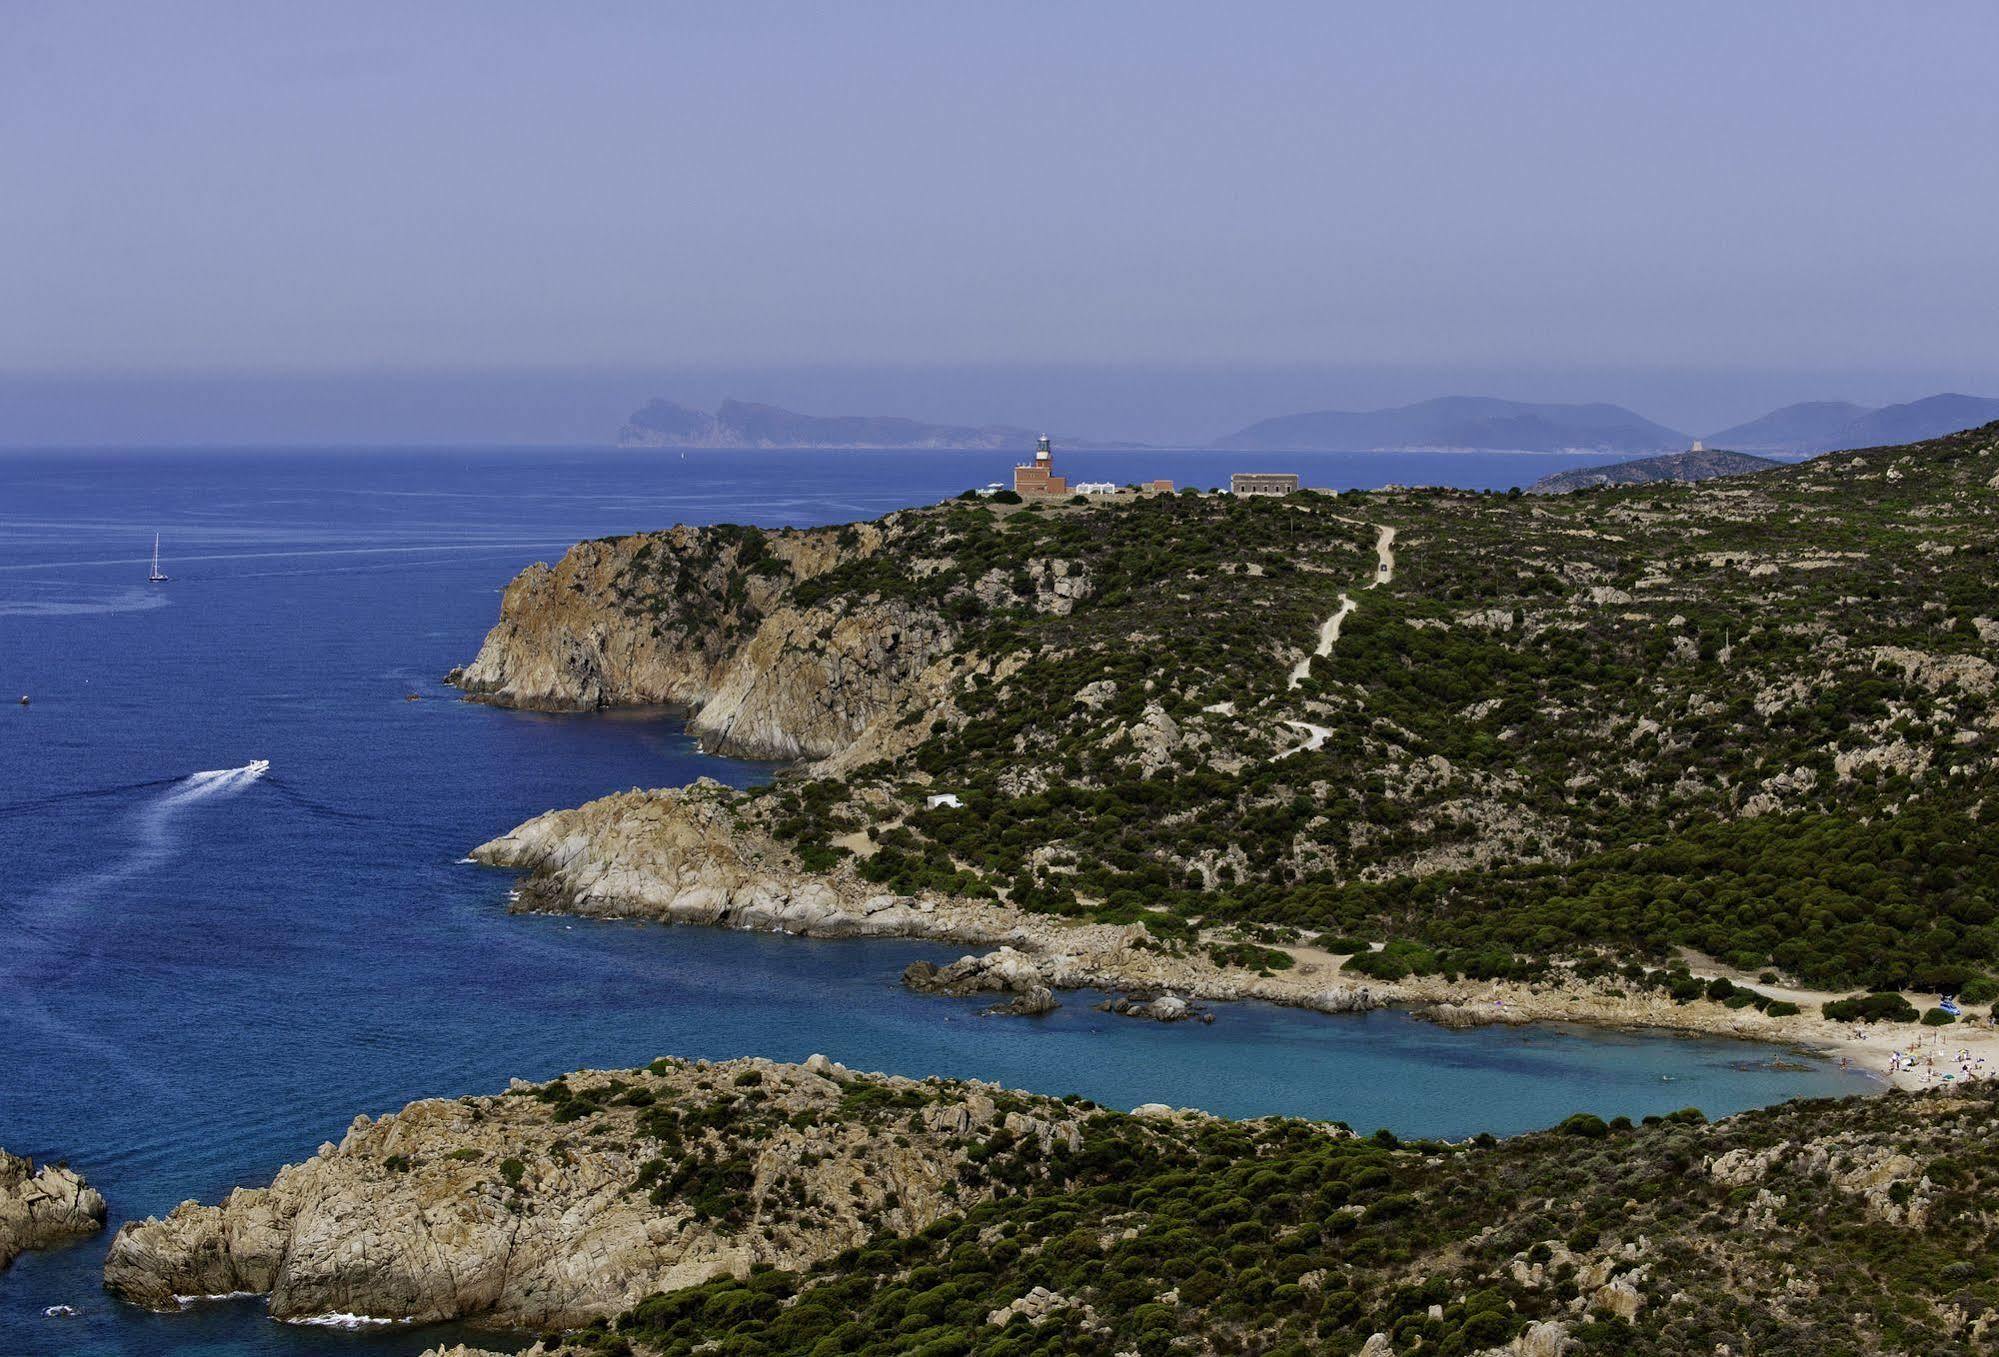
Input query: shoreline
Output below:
<box><xmin>479</xmin><ymin>813</ymin><xmax>1974</xmax><ymax>1096</ymax></box>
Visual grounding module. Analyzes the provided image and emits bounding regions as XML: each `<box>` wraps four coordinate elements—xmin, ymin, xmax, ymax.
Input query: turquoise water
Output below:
<box><xmin>0</xmin><ymin>447</ymin><xmax>1874</xmax><ymax>1355</ymax></box>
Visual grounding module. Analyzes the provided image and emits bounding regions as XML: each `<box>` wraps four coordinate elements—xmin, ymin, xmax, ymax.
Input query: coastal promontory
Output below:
<box><xmin>454</xmin><ymin>423</ymin><xmax>1999</xmax><ymax>1063</ymax></box>
<box><xmin>103</xmin><ymin>1068</ymin><xmax>1999</xmax><ymax>1353</ymax></box>
<box><xmin>103</xmin><ymin>1056</ymin><xmax>1087</xmax><ymax>1327</ymax></box>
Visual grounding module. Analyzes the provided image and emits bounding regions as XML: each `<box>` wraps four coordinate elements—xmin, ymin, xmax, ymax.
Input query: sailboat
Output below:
<box><xmin>149</xmin><ymin>533</ymin><xmax>170</xmax><ymax>583</ymax></box>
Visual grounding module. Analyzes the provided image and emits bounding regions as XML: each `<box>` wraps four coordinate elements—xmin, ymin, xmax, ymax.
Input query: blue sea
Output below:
<box><xmin>0</xmin><ymin>447</ymin><xmax>1872</xmax><ymax>1355</ymax></box>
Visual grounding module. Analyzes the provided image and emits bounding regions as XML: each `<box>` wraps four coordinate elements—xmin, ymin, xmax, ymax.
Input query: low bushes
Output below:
<box><xmin>1822</xmin><ymin>992</ymin><xmax>1919</xmax><ymax>1024</ymax></box>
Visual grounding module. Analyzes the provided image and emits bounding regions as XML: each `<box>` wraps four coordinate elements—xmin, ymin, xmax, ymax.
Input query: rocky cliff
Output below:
<box><xmin>451</xmin><ymin>518</ymin><xmax>960</xmax><ymax>760</ymax></box>
<box><xmin>103</xmin><ymin>1056</ymin><xmax>1086</xmax><ymax>1329</ymax></box>
<box><xmin>0</xmin><ymin>1148</ymin><xmax>105</xmax><ymax>1268</ymax></box>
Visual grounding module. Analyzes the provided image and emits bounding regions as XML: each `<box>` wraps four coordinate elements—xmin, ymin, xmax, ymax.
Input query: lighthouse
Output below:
<box><xmin>1013</xmin><ymin>434</ymin><xmax>1068</xmax><ymax>496</ymax></box>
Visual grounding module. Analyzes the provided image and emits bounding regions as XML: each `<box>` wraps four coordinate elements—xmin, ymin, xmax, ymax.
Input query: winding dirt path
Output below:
<box><xmin>1276</xmin><ymin>523</ymin><xmax>1398</xmax><ymax>755</ymax></box>
<box><xmin>1287</xmin><ymin>597</ymin><xmax>1356</xmax><ymax>689</ymax></box>
<box><xmin>1370</xmin><ymin>524</ymin><xmax>1396</xmax><ymax>587</ymax></box>
<box><xmin>1288</xmin><ymin>525</ymin><xmax>1396</xmax><ymax>689</ymax></box>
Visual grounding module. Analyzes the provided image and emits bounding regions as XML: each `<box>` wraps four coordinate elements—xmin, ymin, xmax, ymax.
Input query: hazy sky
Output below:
<box><xmin>4</xmin><ymin>2</ymin><xmax>1998</xmax><ymax>414</ymax></box>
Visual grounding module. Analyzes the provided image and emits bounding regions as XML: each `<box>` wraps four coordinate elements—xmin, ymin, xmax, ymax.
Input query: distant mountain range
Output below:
<box><xmin>1706</xmin><ymin>393</ymin><xmax>1999</xmax><ymax>454</ymax></box>
<box><xmin>616</xmin><ymin>398</ymin><xmax>1141</xmax><ymax>450</ymax></box>
<box><xmin>615</xmin><ymin>390</ymin><xmax>1999</xmax><ymax>456</ymax></box>
<box><xmin>1211</xmin><ymin>397</ymin><xmax>1690</xmax><ymax>455</ymax></box>
<box><xmin>1527</xmin><ymin>448</ymin><xmax>1781</xmax><ymax>495</ymax></box>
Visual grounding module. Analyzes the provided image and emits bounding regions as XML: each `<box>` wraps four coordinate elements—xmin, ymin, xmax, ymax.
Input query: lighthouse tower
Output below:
<box><xmin>1013</xmin><ymin>434</ymin><xmax>1067</xmax><ymax>496</ymax></box>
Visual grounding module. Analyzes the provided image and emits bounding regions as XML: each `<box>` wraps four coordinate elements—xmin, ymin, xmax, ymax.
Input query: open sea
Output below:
<box><xmin>0</xmin><ymin>446</ymin><xmax>1873</xmax><ymax>1355</ymax></box>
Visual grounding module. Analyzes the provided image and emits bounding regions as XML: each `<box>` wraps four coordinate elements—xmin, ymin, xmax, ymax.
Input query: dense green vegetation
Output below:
<box><xmin>615</xmin><ymin>425</ymin><xmax>1999</xmax><ymax>992</ymax></box>
<box><xmin>550</xmin><ymin>1084</ymin><xmax>1999</xmax><ymax>1357</ymax></box>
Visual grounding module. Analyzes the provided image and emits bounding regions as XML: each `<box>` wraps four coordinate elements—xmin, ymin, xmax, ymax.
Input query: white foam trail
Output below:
<box><xmin>2</xmin><ymin>762</ymin><xmax>271</xmax><ymax>1081</ymax></box>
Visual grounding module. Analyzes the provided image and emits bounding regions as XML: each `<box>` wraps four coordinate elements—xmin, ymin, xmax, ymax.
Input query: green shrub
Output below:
<box><xmin>1959</xmin><ymin>978</ymin><xmax>1999</xmax><ymax>1005</ymax></box>
<box><xmin>1921</xmin><ymin>1007</ymin><xmax>1957</xmax><ymax>1027</ymax></box>
<box><xmin>1823</xmin><ymin>992</ymin><xmax>1919</xmax><ymax>1024</ymax></box>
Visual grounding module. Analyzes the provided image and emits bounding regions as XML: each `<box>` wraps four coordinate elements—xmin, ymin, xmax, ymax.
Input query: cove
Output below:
<box><xmin>0</xmin><ymin>448</ymin><xmax>1876</xmax><ymax>1356</ymax></box>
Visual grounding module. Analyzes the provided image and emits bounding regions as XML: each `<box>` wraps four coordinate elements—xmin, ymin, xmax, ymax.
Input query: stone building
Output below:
<box><xmin>1230</xmin><ymin>472</ymin><xmax>1300</xmax><ymax>496</ymax></box>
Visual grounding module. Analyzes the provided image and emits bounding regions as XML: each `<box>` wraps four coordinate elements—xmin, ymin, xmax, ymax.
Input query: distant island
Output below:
<box><xmin>616</xmin><ymin>398</ymin><xmax>1143</xmax><ymax>450</ymax></box>
<box><xmin>618</xmin><ymin>390</ymin><xmax>1999</xmax><ymax>457</ymax></box>
<box><xmin>1707</xmin><ymin>392</ymin><xmax>1999</xmax><ymax>454</ymax></box>
<box><xmin>1527</xmin><ymin>446</ymin><xmax>1781</xmax><ymax>494</ymax></box>
<box><xmin>1212</xmin><ymin>396</ymin><xmax>1690</xmax><ymax>454</ymax></box>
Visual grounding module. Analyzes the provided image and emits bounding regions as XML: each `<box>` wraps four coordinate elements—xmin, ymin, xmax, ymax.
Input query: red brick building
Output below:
<box><xmin>1013</xmin><ymin>435</ymin><xmax>1069</xmax><ymax>496</ymax></box>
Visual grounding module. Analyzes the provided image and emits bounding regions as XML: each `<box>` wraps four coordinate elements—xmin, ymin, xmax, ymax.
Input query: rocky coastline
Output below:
<box><xmin>104</xmin><ymin>1056</ymin><xmax>1090</xmax><ymax>1329</ymax></box>
<box><xmin>467</xmin><ymin>782</ymin><xmax>1919</xmax><ymax>1082</ymax></box>
<box><xmin>0</xmin><ymin>1149</ymin><xmax>106</xmax><ymax>1270</ymax></box>
<box><xmin>450</xmin><ymin>450</ymin><xmax>1999</xmax><ymax>1098</ymax></box>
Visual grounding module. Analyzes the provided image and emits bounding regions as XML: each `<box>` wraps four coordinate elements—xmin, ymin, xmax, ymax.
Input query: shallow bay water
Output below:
<box><xmin>0</xmin><ymin>447</ymin><xmax>1873</xmax><ymax>1355</ymax></box>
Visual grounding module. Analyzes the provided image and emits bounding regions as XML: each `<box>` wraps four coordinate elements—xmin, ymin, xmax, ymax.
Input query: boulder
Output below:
<box><xmin>0</xmin><ymin>1150</ymin><xmax>106</xmax><ymax>1270</ymax></box>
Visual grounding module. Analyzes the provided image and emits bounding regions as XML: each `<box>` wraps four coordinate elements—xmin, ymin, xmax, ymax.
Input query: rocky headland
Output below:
<box><xmin>117</xmin><ymin>1074</ymin><xmax>1999</xmax><ymax>1355</ymax></box>
<box><xmin>0</xmin><ymin>1148</ymin><xmax>106</xmax><ymax>1269</ymax></box>
<box><xmin>103</xmin><ymin>1056</ymin><xmax>1088</xmax><ymax>1329</ymax></box>
<box><xmin>454</xmin><ymin>425</ymin><xmax>1999</xmax><ymax>1088</ymax></box>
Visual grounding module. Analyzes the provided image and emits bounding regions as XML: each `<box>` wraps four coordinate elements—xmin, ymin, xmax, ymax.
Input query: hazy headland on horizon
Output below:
<box><xmin>6</xmin><ymin>365</ymin><xmax>1999</xmax><ymax>452</ymax></box>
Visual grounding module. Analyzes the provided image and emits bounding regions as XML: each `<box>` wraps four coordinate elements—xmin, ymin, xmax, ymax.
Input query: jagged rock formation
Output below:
<box><xmin>103</xmin><ymin>1057</ymin><xmax>1086</xmax><ymax>1329</ymax></box>
<box><xmin>0</xmin><ymin>1149</ymin><xmax>105</xmax><ymax>1268</ymax></box>
<box><xmin>448</xmin><ymin>519</ymin><xmax>963</xmax><ymax>760</ymax></box>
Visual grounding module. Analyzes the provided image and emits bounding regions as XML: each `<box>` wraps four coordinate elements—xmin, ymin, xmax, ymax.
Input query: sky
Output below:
<box><xmin>4</xmin><ymin>1</ymin><xmax>1998</xmax><ymax>441</ymax></box>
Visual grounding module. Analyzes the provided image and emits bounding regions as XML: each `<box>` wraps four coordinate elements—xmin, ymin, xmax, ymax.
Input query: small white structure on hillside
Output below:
<box><xmin>1074</xmin><ymin>481</ymin><xmax>1117</xmax><ymax>494</ymax></box>
<box><xmin>925</xmin><ymin>793</ymin><xmax>963</xmax><ymax>810</ymax></box>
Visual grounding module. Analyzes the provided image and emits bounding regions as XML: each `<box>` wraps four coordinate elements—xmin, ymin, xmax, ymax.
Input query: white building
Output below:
<box><xmin>1073</xmin><ymin>481</ymin><xmax>1118</xmax><ymax>495</ymax></box>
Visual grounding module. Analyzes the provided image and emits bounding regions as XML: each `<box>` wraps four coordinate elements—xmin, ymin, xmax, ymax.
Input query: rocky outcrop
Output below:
<box><xmin>683</xmin><ymin>601</ymin><xmax>957</xmax><ymax>760</ymax></box>
<box><xmin>1098</xmin><ymin>993</ymin><xmax>1209</xmax><ymax>1023</ymax></box>
<box><xmin>903</xmin><ymin>951</ymin><xmax>1059</xmax><ymax>1016</ymax></box>
<box><xmin>451</xmin><ymin>520</ymin><xmax>958</xmax><ymax>761</ymax></box>
<box><xmin>474</xmin><ymin>781</ymin><xmax>1012</xmax><ymax>945</ymax></box>
<box><xmin>104</xmin><ymin>1057</ymin><xmax>1087</xmax><ymax>1329</ymax></box>
<box><xmin>0</xmin><ymin>1149</ymin><xmax>106</xmax><ymax>1268</ymax></box>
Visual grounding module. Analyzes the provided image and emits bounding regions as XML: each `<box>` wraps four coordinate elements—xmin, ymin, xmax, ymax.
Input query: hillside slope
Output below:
<box><xmin>1527</xmin><ymin>448</ymin><xmax>1780</xmax><ymax>494</ymax></box>
<box><xmin>146</xmin><ymin>1072</ymin><xmax>1999</xmax><ymax>1355</ymax></box>
<box><xmin>457</xmin><ymin>424</ymin><xmax>1999</xmax><ymax>1001</ymax></box>
<box><xmin>1704</xmin><ymin>400</ymin><xmax>1872</xmax><ymax>453</ymax></box>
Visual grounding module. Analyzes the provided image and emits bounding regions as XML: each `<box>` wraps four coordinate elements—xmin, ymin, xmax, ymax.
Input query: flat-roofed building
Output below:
<box><xmin>1230</xmin><ymin>472</ymin><xmax>1299</xmax><ymax>496</ymax></box>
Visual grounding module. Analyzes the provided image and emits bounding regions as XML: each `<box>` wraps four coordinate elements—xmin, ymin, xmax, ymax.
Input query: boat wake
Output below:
<box><xmin>261</xmin><ymin>771</ymin><xmax>373</xmax><ymax>822</ymax></box>
<box><xmin>2</xmin><ymin>761</ymin><xmax>272</xmax><ymax>1076</ymax></box>
<box><xmin>8</xmin><ymin>760</ymin><xmax>270</xmax><ymax>925</ymax></box>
